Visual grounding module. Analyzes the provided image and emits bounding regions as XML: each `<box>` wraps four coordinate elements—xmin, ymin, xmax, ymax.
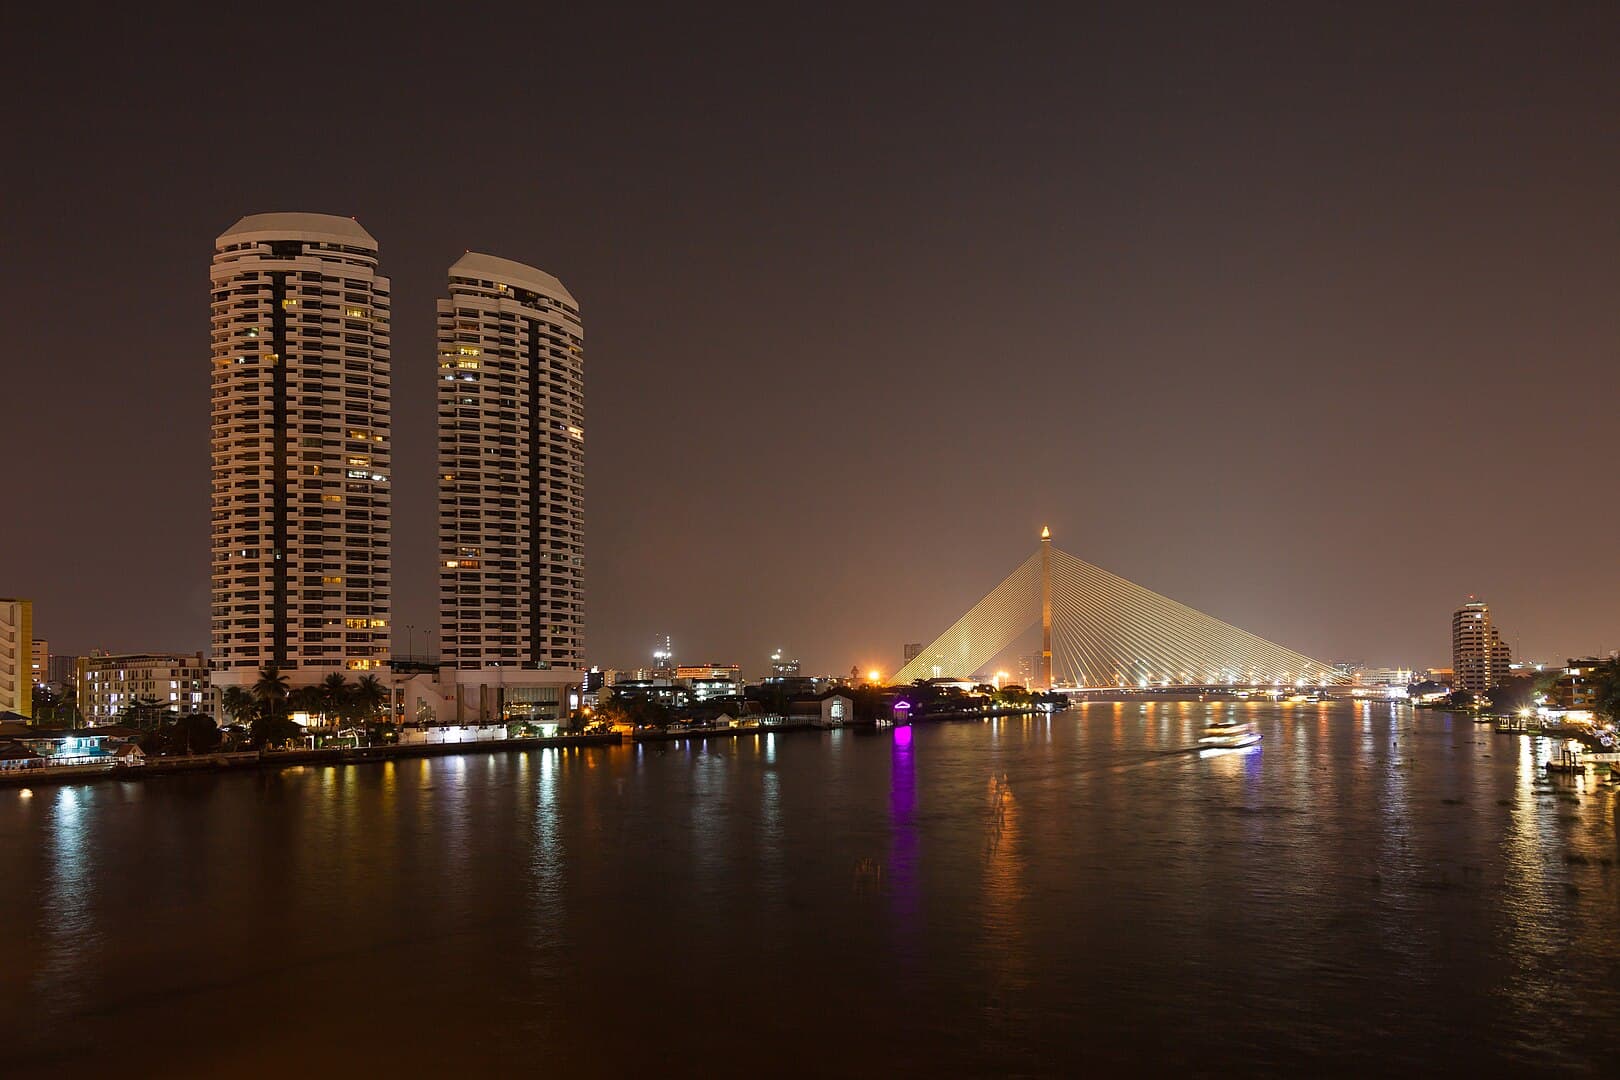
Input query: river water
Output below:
<box><xmin>3</xmin><ymin>701</ymin><xmax>1618</xmax><ymax>1076</ymax></box>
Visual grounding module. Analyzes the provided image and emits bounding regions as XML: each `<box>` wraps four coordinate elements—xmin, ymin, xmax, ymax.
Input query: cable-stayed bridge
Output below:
<box><xmin>892</xmin><ymin>528</ymin><xmax>1344</xmax><ymax>690</ymax></box>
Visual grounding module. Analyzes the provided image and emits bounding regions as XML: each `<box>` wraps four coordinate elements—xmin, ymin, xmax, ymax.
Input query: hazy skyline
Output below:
<box><xmin>6</xmin><ymin>4</ymin><xmax>1617</xmax><ymax>673</ymax></box>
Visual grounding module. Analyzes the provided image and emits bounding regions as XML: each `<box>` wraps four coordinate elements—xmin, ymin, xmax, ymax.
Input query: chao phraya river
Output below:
<box><xmin>3</xmin><ymin>701</ymin><xmax>1618</xmax><ymax>1075</ymax></box>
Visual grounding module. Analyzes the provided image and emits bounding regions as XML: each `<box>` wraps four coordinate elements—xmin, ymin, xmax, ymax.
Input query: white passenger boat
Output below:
<box><xmin>1199</xmin><ymin>718</ymin><xmax>1261</xmax><ymax>749</ymax></box>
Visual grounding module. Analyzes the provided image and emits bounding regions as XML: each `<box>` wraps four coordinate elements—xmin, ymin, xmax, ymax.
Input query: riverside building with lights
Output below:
<box><xmin>430</xmin><ymin>253</ymin><xmax>585</xmax><ymax>722</ymax></box>
<box><xmin>77</xmin><ymin>653</ymin><xmax>211</xmax><ymax>725</ymax></box>
<box><xmin>1451</xmin><ymin>599</ymin><xmax>1511</xmax><ymax>695</ymax></box>
<box><xmin>209</xmin><ymin>213</ymin><xmax>393</xmax><ymax>691</ymax></box>
<box><xmin>0</xmin><ymin>598</ymin><xmax>33</xmax><ymax>718</ymax></box>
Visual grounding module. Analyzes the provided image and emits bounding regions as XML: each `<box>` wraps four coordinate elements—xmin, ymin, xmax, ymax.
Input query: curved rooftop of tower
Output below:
<box><xmin>451</xmin><ymin>251</ymin><xmax>576</xmax><ymax>308</ymax></box>
<box><xmin>217</xmin><ymin>212</ymin><xmax>377</xmax><ymax>247</ymax></box>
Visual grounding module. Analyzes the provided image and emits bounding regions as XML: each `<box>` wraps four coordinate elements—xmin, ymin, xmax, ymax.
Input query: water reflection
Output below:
<box><xmin>529</xmin><ymin>749</ymin><xmax>564</xmax><ymax>950</ymax></box>
<box><xmin>3</xmin><ymin>702</ymin><xmax>1618</xmax><ymax>1075</ymax></box>
<box><xmin>889</xmin><ymin>726</ymin><xmax>918</xmax><ymax>926</ymax></box>
<box><xmin>980</xmin><ymin>771</ymin><xmax>1028</xmax><ymax>1015</ymax></box>
<box><xmin>36</xmin><ymin>787</ymin><xmax>96</xmax><ymax>1021</ymax></box>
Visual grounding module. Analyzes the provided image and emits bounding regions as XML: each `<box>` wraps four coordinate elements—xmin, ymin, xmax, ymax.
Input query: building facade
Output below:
<box><xmin>77</xmin><ymin>653</ymin><xmax>211</xmax><ymax>726</ymax></box>
<box><xmin>437</xmin><ymin>252</ymin><xmax>584</xmax><ymax>672</ymax></box>
<box><xmin>31</xmin><ymin>639</ymin><xmax>48</xmax><ymax>687</ymax></box>
<box><xmin>1451</xmin><ymin>600</ymin><xmax>1511</xmax><ymax>694</ymax></box>
<box><xmin>210</xmin><ymin>213</ymin><xmax>393</xmax><ymax>690</ymax></box>
<box><xmin>675</xmin><ymin>664</ymin><xmax>744</xmax><ymax>701</ymax></box>
<box><xmin>47</xmin><ymin>654</ymin><xmax>76</xmax><ymax>687</ymax></box>
<box><xmin>0</xmin><ymin>599</ymin><xmax>33</xmax><ymax>718</ymax></box>
<box><xmin>1356</xmin><ymin>666</ymin><xmax>1416</xmax><ymax>688</ymax></box>
<box><xmin>1546</xmin><ymin>657</ymin><xmax>1611</xmax><ymax>715</ymax></box>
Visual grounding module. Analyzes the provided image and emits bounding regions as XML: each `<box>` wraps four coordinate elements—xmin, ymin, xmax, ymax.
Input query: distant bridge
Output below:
<box><xmin>893</xmin><ymin>528</ymin><xmax>1345</xmax><ymax>690</ymax></box>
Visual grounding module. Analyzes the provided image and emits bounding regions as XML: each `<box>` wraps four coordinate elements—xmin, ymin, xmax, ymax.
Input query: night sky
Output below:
<box><xmin>6</xmin><ymin>3</ymin><xmax>1617</xmax><ymax>674</ymax></box>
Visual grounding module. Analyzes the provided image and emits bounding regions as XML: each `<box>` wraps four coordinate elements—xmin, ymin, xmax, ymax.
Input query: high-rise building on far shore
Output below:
<box><xmin>209</xmin><ymin>213</ymin><xmax>392</xmax><ymax>689</ymax></box>
<box><xmin>0</xmin><ymin>598</ymin><xmax>33</xmax><ymax>718</ymax></box>
<box><xmin>47</xmin><ymin>654</ymin><xmax>77</xmax><ymax>687</ymax></box>
<box><xmin>437</xmin><ymin>253</ymin><xmax>584</xmax><ymax>672</ymax></box>
<box><xmin>1452</xmin><ymin>599</ymin><xmax>1510</xmax><ymax>694</ymax></box>
<box><xmin>429</xmin><ymin>252</ymin><xmax>584</xmax><ymax>724</ymax></box>
<box><xmin>31</xmin><ymin>639</ymin><xmax>48</xmax><ymax>687</ymax></box>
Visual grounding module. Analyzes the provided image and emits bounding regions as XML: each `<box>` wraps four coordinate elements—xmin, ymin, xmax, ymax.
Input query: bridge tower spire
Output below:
<box><xmin>1040</xmin><ymin>525</ymin><xmax>1053</xmax><ymax>689</ymax></box>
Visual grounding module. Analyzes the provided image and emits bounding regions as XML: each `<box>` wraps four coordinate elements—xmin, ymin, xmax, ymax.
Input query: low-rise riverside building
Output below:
<box><xmin>675</xmin><ymin>664</ymin><xmax>743</xmax><ymax>701</ymax></box>
<box><xmin>606</xmin><ymin>678</ymin><xmax>689</xmax><ymax>709</ymax></box>
<box><xmin>1356</xmin><ymin>667</ymin><xmax>1415</xmax><ymax>688</ymax></box>
<box><xmin>77</xmin><ymin>653</ymin><xmax>211</xmax><ymax>725</ymax></box>
<box><xmin>386</xmin><ymin>665</ymin><xmax>582</xmax><ymax>727</ymax></box>
<box><xmin>0</xmin><ymin>722</ymin><xmax>142</xmax><ymax>768</ymax></box>
<box><xmin>788</xmin><ymin>691</ymin><xmax>855</xmax><ymax>728</ymax></box>
<box><xmin>1545</xmin><ymin>657</ymin><xmax>1612</xmax><ymax>718</ymax></box>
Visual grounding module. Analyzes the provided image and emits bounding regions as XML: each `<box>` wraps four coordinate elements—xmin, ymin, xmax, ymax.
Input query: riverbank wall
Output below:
<box><xmin>0</xmin><ymin>732</ymin><xmax>622</xmax><ymax>789</ymax></box>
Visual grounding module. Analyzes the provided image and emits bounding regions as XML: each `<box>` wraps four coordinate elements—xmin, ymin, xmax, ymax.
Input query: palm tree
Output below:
<box><xmin>220</xmin><ymin>686</ymin><xmax>258</xmax><ymax>725</ymax></box>
<box><xmin>353</xmin><ymin>675</ymin><xmax>387</xmax><ymax>723</ymax></box>
<box><xmin>252</xmin><ymin>664</ymin><xmax>290</xmax><ymax>719</ymax></box>
<box><xmin>120</xmin><ymin>695</ymin><xmax>168</xmax><ymax>731</ymax></box>
<box><xmin>320</xmin><ymin>673</ymin><xmax>351</xmax><ymax>726</ymax></box>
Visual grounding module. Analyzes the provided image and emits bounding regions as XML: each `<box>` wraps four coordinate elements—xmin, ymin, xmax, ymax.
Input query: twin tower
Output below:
<box><xmin>208</xmin><ymin>213</ymin><xmax>584</xmax><ymax>701</ymax></box>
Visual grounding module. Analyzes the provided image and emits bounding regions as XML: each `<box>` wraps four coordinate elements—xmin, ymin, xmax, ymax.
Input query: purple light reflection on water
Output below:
<box><xmin>889</xmin><ymin>723</ymin><xmax>918</xmax><ymax>928</ymax></box>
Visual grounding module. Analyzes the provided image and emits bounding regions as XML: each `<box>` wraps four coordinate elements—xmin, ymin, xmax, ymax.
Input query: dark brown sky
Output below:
<box><xmin>5</xmin><ymin>3</ymin><xmax>1617</xmax><ymax>674</ymax></box>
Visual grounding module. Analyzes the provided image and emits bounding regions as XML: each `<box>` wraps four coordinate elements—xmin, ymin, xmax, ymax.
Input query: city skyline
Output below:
<box><xmin>6</xmin><ymin>6</ymin><xmax>1618</xmax><ymax>672</ymax></box>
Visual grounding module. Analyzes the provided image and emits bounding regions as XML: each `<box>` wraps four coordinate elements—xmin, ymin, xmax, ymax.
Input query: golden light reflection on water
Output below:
<box><xmin>981</xmin><ymin>772</ymin><xmax>1028</xmax><ymax>1008</ymax></box>
<box><xmin>1499</xmin><ymin>733</ymin><xmax>1568</xmax><ymax>1016</ymax></box>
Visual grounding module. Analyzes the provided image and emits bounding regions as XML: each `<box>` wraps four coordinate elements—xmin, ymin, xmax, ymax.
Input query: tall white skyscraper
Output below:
<box><xmin>210</xmin><ymin>213</ymin><xmax>392</xmax><ymax>688</ymax></box>
<box><xmin>437</xmin><ymin>253</ymin><xmax>584</xmax><ymax>673</ymax></box>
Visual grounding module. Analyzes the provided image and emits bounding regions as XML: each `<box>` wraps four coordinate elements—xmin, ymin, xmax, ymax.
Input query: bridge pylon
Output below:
<box><xmin>1039</xmin><ymin>526</ymin><xmax>1052</xmax><ymax>690</ymax></box>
